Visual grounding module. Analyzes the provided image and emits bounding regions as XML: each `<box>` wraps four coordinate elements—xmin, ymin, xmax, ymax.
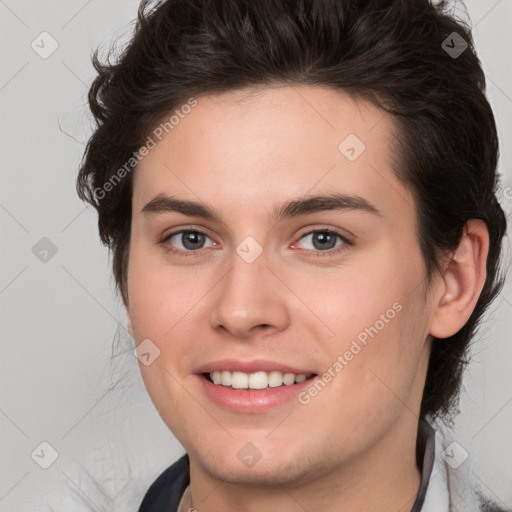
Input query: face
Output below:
<box><xmin>126</xmin><ymin>85</ymin><xmax>436</xmax><ymax>487</ymax></box>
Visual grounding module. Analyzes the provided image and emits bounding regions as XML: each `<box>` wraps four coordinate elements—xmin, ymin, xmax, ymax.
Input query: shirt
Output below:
<box><xmin>138</xmin><ymin>419</ymin><xmax>510</xmax><ymax>512</ymax></box>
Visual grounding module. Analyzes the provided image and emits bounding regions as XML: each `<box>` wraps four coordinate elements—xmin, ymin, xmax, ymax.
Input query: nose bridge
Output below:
<box><xmin>209</xmin><ymin>244</ymin><xmax>290</xmax><ymax>338</ymax></box>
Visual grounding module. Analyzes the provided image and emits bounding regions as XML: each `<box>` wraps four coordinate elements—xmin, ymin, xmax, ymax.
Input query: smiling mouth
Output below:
<box><xmin>203</xmin><ymin>370</ymin><xmax>317</xmax><ymax>390</ymax></box>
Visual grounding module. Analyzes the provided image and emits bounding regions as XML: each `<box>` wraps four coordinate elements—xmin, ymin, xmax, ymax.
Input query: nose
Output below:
<box><xmin>209</xmin><ymin>247</ymin><xmax>291</xmax><ymax>340</ymax></box>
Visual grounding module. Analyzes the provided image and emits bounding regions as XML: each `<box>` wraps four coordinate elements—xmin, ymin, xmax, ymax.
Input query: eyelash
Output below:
<box><xmin>160</xmin><ymin>228</ymin><xmax>353</xmax><ymax>259</ymax></box>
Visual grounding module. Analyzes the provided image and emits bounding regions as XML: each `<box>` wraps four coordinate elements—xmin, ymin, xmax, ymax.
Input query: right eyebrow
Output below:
<box><xmin>141</xmin><ymin>194</ymin><xmax>223</xmax><ymax>222</ymax></box>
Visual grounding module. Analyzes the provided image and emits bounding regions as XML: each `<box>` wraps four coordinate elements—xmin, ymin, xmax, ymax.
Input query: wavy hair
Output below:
<box><xmin>77</xmin><ymin>0</ymin><xmax>507</xmax><ymax>422</ymax></box>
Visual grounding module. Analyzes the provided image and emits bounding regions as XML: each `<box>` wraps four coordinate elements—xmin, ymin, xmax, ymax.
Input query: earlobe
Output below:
<box><xmin>429</xmin><ymin>219</ymin><xmax>489</xmax><ymax>339</ymax></box>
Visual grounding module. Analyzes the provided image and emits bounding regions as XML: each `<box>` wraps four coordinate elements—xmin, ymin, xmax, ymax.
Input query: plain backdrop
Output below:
<box><xmin>1</xmin><ymin>0</ymin><xmax>511</xmax><ymax>510</ymax></box>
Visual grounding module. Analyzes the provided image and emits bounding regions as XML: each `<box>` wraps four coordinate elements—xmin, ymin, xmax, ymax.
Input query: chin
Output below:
<box><xmin>202</xmin><ymin>457</ymin><xmax>312</xmax><ymax>487</ymax></box>
<box><xmin>189</xmin><ymin>439</ymin><xmax>326</xmax><ymax>488</ymax></box>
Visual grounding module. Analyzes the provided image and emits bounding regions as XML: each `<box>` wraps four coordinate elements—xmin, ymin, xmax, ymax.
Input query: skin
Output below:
<box><xmin>125</xmin><ymin>85</ymin><xmax>489</xmax><ymax>511</ymax></box>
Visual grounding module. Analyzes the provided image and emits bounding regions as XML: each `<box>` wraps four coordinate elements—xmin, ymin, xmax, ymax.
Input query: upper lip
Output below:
<box><xmin>195</xmin><ymin>359</ymin><xmax>316</xmax><ymax>375</ymax></box>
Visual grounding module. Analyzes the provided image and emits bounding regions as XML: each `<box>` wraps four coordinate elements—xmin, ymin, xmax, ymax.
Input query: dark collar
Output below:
<box><xmin>138</xmin><ymin>453</ymin><xmax>190</xmax><ymax>512</ymax></box>
<box><xmin>411</xmin><ymin>419</ymin><xmax>436</xmax><ymax>511</ymax></box>
<box><xmin>138</xmin><ymin>419</ymin><xmax>436</xmax><ymax>512</ymax></box>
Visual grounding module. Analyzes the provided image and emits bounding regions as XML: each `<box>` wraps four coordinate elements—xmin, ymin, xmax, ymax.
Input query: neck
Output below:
<box><xmin>187</xmin><ymin>415</ymin><xmax>423</xmax><ymax>512</ymax></box>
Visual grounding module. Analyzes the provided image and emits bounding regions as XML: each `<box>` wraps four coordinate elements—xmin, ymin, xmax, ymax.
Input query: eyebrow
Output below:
<box><xmin>141</xmin><ymin>192</ymin><xmax>382</xmax><ymax>222</ymax></box>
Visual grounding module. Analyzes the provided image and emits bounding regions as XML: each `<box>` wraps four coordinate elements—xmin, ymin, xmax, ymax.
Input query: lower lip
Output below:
<box><xmin>196</xmin><ymin>374</ymin><xmax>317</xmax><ymax>413</ymax></box>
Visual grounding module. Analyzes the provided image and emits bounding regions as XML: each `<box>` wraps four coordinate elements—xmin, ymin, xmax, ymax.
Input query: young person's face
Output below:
<box><xmin>127</xmin><ymin>86</ymin><xmax>437</xmax><ymax>486</ymax></box>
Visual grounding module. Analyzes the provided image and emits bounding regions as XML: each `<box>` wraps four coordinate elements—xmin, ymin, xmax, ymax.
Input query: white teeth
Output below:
<box><xmin>231</xmin><ymin>371</ymin><xmax>249</xmax><ymax>389</ymax></box>
<box><xmin>208</xmin><ymin>370</ymin><xmax>312</xmax><ymax>389</ymax></box>
<box><xmin>283</xmin><ymin>373</ymin><xmax>295</xmax><ymax>386</ymax></box>
<box><xmin>268</xmin><ymin>371</ymin><xmax>284</xmax><ymax>388</ymax></box>
<box><xmin>248</xmin><ymin>371</ymin><xmax>268</xmax><ymax>389</ymax></box>
<box><xmin>221</xmin><ymin>370</ymin><xmax>231</xmax><ymax>386</ymax></box>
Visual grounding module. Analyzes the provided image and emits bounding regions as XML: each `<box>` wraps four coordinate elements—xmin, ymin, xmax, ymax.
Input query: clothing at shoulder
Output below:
<box><xmin>420</xmin><ymin>419</ymin><xmax>510</xmax><ymax>512</ymax></box>
<box><xmin>138</xmin><ymin>454</ymin><xmax>190</xmax><ymax>512</ymax></box>
<box><xmin>138</xmin><ymin>422</ymin><xmax>510</xmax><ymax>512</ymax></box>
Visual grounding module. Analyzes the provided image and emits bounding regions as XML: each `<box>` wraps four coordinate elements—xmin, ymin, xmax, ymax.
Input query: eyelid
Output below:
<box><xmin>160</xmin><ymin>224</ymin><xmax>216</xmax><ymax>241</ymax></box>
<box><xmin>294</xmin><ymin>224</ymin><xmax>354</xmax><ymax>242</ymax></box>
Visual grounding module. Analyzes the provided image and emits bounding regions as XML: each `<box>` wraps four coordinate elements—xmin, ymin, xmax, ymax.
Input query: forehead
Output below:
<box><xmin>132</xmin><ymin>85</ymin><xmax>413</xmax><ymax>222</ymax></box>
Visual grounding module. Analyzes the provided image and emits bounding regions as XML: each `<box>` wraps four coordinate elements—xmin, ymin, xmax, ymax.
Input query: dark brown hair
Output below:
<box><xmin>76</xmin><ymin>0</ymin><xmax>507</xmax><ymax>422</ymax></box>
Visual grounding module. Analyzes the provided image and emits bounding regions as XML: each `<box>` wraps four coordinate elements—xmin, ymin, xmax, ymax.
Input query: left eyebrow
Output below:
<box><xmin>141</xmin><ymin>192</ymin><xmax>382</xmax><ymax>222</ymax></box>
<box><xmin>272</xmin><ymin>192</ymin><xmax>382</xmax><ymax>221</ymax></box>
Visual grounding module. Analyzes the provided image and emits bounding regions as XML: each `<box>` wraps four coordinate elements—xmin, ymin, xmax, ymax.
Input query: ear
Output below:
<box><xmin>429</xmin><ymin>219</ymin><xmax>489</xmax><ymax>339</ymax></box>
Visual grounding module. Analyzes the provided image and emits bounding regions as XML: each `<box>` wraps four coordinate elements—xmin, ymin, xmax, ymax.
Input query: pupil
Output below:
<box><xmin>183</xmin><ymin>231</ymin><xmax>204</xmax><ymax>250</ymax></box>
<box><xmin>314</xmin><ymin>232</ymin><xmax>336</xmax><ymax>250</ymax></box>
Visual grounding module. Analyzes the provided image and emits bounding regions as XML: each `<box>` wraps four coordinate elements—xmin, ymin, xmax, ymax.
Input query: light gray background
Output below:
<box><xmin>1</xmin><ymin>0</ymin><xmax>511</xmax><ymax>510</ymax></box>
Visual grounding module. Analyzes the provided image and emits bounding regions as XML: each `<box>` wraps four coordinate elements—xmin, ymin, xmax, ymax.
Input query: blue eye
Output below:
<box><xmin>162</xmin><ymin>230</ymin><xmax>216</xmax><ymax>256</ymax></box>
<box><xmin>294</xmin><ymin>229</ymin><xmax>352</xmax><ymax>257</ymax></box>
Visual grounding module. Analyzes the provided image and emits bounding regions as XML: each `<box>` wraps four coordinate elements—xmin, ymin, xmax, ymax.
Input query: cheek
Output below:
<box><xmin>314</xmin><ymin>249</ymin><xmax>428</xmax><ymax>393</ymax></box>
<box><xmin>127</xmin><ymin>248</ymin><xmax>199</xmax><ymax>422</ymax></box>
<box><xmin>308</xmin><ymin>266</ymin><xmax>401</xmax><ymax>346</ymax></box>
<box><xmin>127</xmin><ymin>242</ymin><xmax>207</xmax><ymax>341</ymax></box>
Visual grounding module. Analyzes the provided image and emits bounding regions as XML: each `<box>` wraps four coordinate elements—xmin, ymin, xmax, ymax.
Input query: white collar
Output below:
<box><xmin>420</xmin><ymin>420</ymin><xmax>503</xmax><ymax>512</ymax></box>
